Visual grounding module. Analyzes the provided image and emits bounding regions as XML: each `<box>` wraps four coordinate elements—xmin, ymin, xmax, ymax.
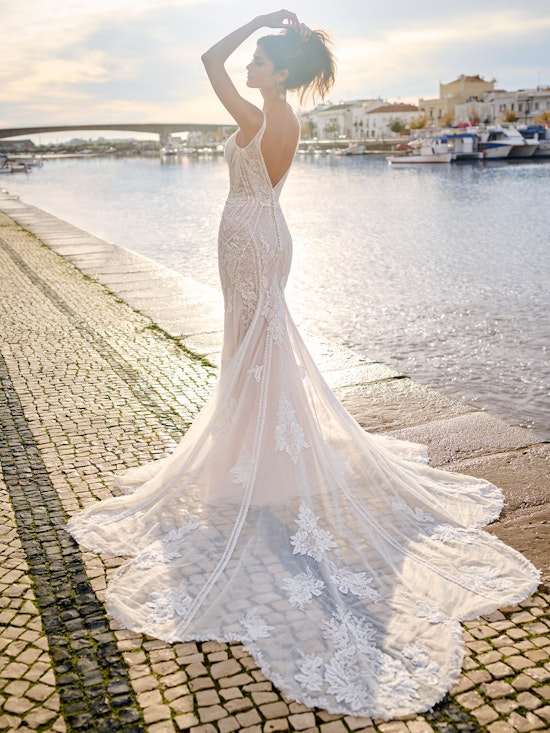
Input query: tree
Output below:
<box><xmin>301</xmin><ymin>120</ymin><xmax>314</xmax><ymax>139</ymax></box>
<box><xmin>502</xmin><ymin>108</ymin><xmax>517</xmax><ymax>123</ymax></box>
<box><xmin>324</xmin><ymin>122</ymin><xmax>339</xmax><ymax>139</ymax></box>
<box><xmin>388</xmin><ymin>118</ymin><xmax>405</xmax><ymax>134</ymax></box>
<box><xmin>409</xmin><ymin>115</ymin><xmax>428</xmax><ymax>130</ymax></box>
<box><xmin>441</xmin><ymin>112</ymin><xmax>455</xmax><ymax>127</ymax></box>
<box><xmin>534</xmin><ymin>111</ymin><xmax>550</xmax><ymax>125</ymax></box>
<box><xmin>468</xmin><ymin>110</ymin><xmax>481</xmax><ymax>126</ymax></box>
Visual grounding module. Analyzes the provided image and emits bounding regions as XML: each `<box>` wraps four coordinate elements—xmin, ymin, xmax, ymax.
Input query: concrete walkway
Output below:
<box><xmin>0</xmin><ymin>190</ymin><xmax>548</xmax><ymax>733</ymax></box>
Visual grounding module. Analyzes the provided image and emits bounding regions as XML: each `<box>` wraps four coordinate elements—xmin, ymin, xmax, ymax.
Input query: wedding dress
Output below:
<box><xmin>67</xmin><ymin>115</ymin><xmax>539</xmax><ymax>720</ymax></box>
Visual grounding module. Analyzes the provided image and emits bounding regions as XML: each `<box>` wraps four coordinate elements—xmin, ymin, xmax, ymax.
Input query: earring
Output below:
<box><xmin>276</xmin><ymin>78</ymin><xmax>286</xmax><ymax>101</ymax></box>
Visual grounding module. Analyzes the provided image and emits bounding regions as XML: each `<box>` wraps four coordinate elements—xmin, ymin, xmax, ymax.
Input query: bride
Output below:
<box><xmin>67</xmin><ymin>10</ymin><xmax>539</xmax><ymax>719</ymax></box>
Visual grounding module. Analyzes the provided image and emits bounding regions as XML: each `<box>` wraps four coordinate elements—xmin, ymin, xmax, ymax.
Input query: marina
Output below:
<box><xmin>385</xmin><ymin>124</ymin><xmax>550</xmax><ymax>164</ymax></box>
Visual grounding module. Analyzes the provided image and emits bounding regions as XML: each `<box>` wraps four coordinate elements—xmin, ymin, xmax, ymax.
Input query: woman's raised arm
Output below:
<box><xmin>201</xmin><ymin>11</ymin><xmax>299</xmax><ymax>132</ymax></box>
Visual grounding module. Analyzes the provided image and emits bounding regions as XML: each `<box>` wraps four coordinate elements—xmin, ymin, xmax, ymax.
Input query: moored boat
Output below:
<box><xmin>478</xmin><ymin>124</ymin><xmax>537</xmax><ymax>158</ymax></box>
<box><xmin>0</xmin><ymin>155</ymin><xmax>31</xmax><ymax>173</ymax></box>
<box><xmin>387</xmin><ymin>136</ymin><xmax>452</xmax><ymax>164</ymax></box>
<box><xmin>334</xmin><ymin>143</ymin><xmax>365</xmax><ymax>156</ymax></box>
<box><xmin>476</xmin><ymin>129</ymin><xmax>512</xmax><ymax>159</ymax></box>
<box><xmin>446</xmin><ymin>132</ymin><xmax>483</xmax><ymax>161</ymax></box>
<box><xmin>519</xmin><ymin>124</ymin><xmax>550</xmax><ymax>158</ymax></box>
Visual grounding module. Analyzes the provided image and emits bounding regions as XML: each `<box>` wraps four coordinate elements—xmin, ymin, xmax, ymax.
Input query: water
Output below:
<box><xmin>3</xmin><ymin>153</ymin><xmax>549</xmax><ymax>438</ymax></box>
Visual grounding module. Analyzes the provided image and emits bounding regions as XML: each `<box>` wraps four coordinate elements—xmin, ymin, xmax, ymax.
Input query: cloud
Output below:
<box><xmin>330</xmin><ymin>7</ymin><xmax>550</xmax><ymax>101</ymax></box>
<box><xmin>1</xmin><ymin>0</ymin><xmax>549</xmax><ymax>132</ymax></box>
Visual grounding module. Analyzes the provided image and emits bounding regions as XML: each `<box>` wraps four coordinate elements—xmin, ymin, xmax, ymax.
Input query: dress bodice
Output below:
<box><xmin>224</xmin><ymin>116</ymin><xmax>290</xmax><ymax>205</ymax></box>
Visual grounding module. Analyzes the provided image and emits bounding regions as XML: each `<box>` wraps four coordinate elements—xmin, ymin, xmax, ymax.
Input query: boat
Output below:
<box><xmin>476</xmin><ymin>129</ymin><xmax>512</xmax><ymax>159</ymax></box>
<box><xmin>446</xmin><ymin>132</ymin><xmax>483</xmax><ymax>161</ymax></box>
<box><xmin>478</xmin><ymin>124</ymin><xmax>537</xmax><ymax>159</ymax></box>
<box><xmin>387</xmin><ymin>136</ymin><xmax>452</xmax><ymax>164</ymax></box>
<box><xmin>12</xmin><ymin>155</ymin><xmax>44</xmax><ymax>167</ymax></box>
<box><xmin>519</xmin><ymin>125</ymin><xmax>550</xmax><ymax>158</ymax></box>
<box><xmin>497</xmin><ymin>124</ymin><xmax>538</xmax><ymax>158</ymax></box>
<box><xmin>160</xmin><ymin>145</ymin><xmax>180</xmax><ymax>156</ymax></box>
<box><xmin>334</xmin><ymin>143</ymin><xmax>365</xmax><ymax>156</ymax></box>
<box><xmin>22</xmin><ymin>155</ymin><xmax>44</xmax><ymax>167</ymax></box>
<box><xmin>0</xmin><ymin>155</ymin><xmax>31</xmax><ymax>173</ymax></box>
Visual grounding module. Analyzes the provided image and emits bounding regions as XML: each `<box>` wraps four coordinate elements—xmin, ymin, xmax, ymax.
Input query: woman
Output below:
<box><xmin>68</xmin><ymin>11</ymin><xmax>539</xmax><ymax>719</ymax></box>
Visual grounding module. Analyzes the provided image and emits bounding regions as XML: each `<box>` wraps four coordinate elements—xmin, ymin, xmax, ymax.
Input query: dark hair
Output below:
<box><xmin>257</xmin><ymin>27</ymin><xmax>336</xmax><ymax>104</ymax></box>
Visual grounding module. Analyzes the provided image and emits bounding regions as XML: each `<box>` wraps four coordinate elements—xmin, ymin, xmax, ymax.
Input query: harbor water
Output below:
<box><xmin>3</xmin><ymin>153</ymin><xmax>549</xmax><ymax>439</ymax></box>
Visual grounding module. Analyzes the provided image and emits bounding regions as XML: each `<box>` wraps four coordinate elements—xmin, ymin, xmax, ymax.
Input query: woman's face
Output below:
<box><xmin>246</xmin><ymin>45</ymin><xmax>280</xmax><ymax>91</ymax></box>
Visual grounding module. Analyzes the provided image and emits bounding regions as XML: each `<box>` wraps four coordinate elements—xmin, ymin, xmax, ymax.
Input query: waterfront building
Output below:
<box><xmin>0</xmin><ymin>138</ymin><xmax>36</xmax><ymax>152</ymax></box>
<box><xmin>362</xmin><ymin>103</ymin><xmax>420</xmax><ymax>138</ymax></box>
<box><xmin>454</xmin><ymin>87</ymin><xmax>550</xmax><ymax>126</ymax></box>
<box><xmin>299</xmin><ymin>100</ymin><xmax>419</xmax><ymax>141</ymax></box>
<box><xmin>419</xmin><ymin>75</ymin><xmax>496</xmax><ymax>124</ymax></box>
<box><xmin>315</xmin><ymin>101</ymin><xmax>358</xmax><ymax>140</ymax></box>
<box><xmin>299</xmin><ymin>100</ymin><xmax>382</xmax><ymax>140</ymax></box>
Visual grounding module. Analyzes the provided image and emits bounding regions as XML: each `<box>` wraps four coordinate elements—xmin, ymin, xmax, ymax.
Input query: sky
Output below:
<box><xmin>1</xmin><ymin>0</ymin><xmax>549</xmax><ymax>139</ymax></box>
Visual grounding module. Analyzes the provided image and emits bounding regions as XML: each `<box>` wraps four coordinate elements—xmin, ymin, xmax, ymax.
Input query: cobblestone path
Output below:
<box><xmin>0</xmin><ymin>212</ymin><xmax>548</xmax><ymax>732</ymax></box>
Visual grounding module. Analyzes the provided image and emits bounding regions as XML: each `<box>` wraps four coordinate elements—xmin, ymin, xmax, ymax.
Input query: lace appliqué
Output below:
<box><xmin>391</xmin><ymin>498</ymin><xmax>436</xmax><ymax>524</ymax></box>
<box><xmin>213</xmin><ymin>397</ymin><xmax>236</xmax><ymax>435</ymax></box>
<box><xmin>430</xmin><ymin>524</ymin><xmax>478</xmax><ymax>544</ymax></box>
<box><xmin>261</xmin><ymin>277</ymin><xmax>285</xmax><ymax>344</ymax></box>
<box><xmin>240</xmin><ymin>610</ymin><xmax>274</xmax><ymax>641</ymax></box>
<box><xmin>296</xmin><ymin>608</ymin><xmax>422</xmax><ymax>712</ymax></box>
<box><xmin>327</xmin><ymin>561</ymin><xmax>381</xmax><ymax>601</ymax></box>
<box><xmin>275</xmin><ymin>394</ymin><xmax>309</xmax><ymax>464</ymax></box>
<box><xmin>290</xmin><ymin>502</ymin><xmax>336</xmax><ymax>561</ymax></box>
<box><xmin>453</xmin><ymin>565</ymin><xmax>516</xmax><ymax>593</ymax></box>
<box><xmin>231</xmin><ymin>449</ymin><xmax>253</xmax><ymax>486</ymax></box>
<box><xmin>247</xmin><ymin>365</ymin><xmax>264</xmax><ymax>382</ymax></box>
<box><xmin>218</xmin><ymin>232</ymin><xmax>258</xmax><ymax>328</ymax></box>
<box><xmin>403</xmin><ymin>644</ymin><xmax>440</xmax><ymax>685</ymax></box>
<box><xmin>134</xmin><ymin>517</ymin><xmax>200</xmax><ymax>570</ymax></box>
<box><xmin>146</xmin><ymin>585</ymin><xmax>193</xmax><ymax>625</ymax></box>
<box><xmin>282</xmin><ymin>566</ymin><xmax>325</xmax><ymax>610</ymax></box>
<box><xmin>295</xmin><ymin>652</ymin><xmax>325</xmax><ymax>692</ymax></box>
<box><xmin>415</xmin><ymin>598</ymin><xmax>446</xmax><ymax>624</ymax></box>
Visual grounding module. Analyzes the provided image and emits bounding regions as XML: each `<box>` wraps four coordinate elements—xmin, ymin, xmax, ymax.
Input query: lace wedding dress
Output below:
<box><xmin>67</xmin><ymin>116</ymin><xmax>539</xmax><ymax>719</ymax></box>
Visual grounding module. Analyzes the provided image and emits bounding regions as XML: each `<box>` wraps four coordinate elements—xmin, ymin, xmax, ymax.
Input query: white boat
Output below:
<box><xmin>498</xmin><ymin>124</ymin><xmax>538</xmax><ymax>157</ymax></box>
<box><xmin>387</xmin><ymin>137</ymin><xmax>452</xmax><ymax>164</ymax></box>
<box><xmin>519</xmin><ymin>125</ymin><xmax>550</xmax><ymax>158</ymax></box>
<box><xmin>0</xmin><ymin>155</ymin><xmax>30</xmax><ymax>173</ymax></box>
<box><xmin>11</xmin><ymin>155</ymin><xmax>44</xmax><ymax>167</ymax></box>
<box><xmin>22</xmin><ymin>156</ymin><xmax>44</xmax><ymax>167</ymax></box>
<box><xmin>446</xmin><ymin>132</ymin><xmax>483</xmax><ymax>161</ymax></box>
<box><xmin>479</xmin><ymin>124</ymin><xmax>537</xmax><ymax>158</ymax></box>
<box><xmin>160</xmin><ymin>145</ymin><xmax>180</xmax><ymax>156</ymax></box>
<box><xmin>334</xmin><ymin>143</ymin><xmax>365</xmax><ymax>156</ymax></box>
<box><xmin>477</xmin><ymin>129</ymin><xmax>513</xmax><ymax>159</ymax></box>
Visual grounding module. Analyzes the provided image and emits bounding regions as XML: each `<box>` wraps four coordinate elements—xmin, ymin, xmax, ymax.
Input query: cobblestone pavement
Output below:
<box><xmin>0</xmin><ymin>211</ymin><xmax>548</xmax><ymax>733</ymax></box>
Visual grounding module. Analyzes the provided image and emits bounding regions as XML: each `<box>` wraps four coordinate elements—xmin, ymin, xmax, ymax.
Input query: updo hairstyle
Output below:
<box><xmin>257</xmin><ymin>27</ymin><xmax>336</xmax><ymax>103</ymax></box>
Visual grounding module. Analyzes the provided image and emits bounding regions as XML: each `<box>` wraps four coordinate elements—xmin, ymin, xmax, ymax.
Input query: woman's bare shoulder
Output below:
<box><xmin>264</xmin><ymin>106</ymin><xmax>300</xmax><ymax>146</ymax></box>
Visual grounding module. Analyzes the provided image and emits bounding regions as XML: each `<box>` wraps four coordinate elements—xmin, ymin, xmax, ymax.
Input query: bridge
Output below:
<box><xmin>0</xmin><ymin>123</ymin><xmax>232</xmax><ymax>145</ymax></box>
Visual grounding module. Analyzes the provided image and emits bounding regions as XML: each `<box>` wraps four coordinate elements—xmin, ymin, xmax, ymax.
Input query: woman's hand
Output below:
<box><xmin>256</xmin><ymin>9</ymin><xmax>300</xmax><ymax>30</ymax></box>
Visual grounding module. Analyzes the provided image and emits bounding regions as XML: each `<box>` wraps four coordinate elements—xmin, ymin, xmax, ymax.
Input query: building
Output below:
<box><xmin>362</xmin><ymin>103</ymin><xmax>420</xmax><ymax>138</ymax></box>
<box><xmin>0</xmin><ymin>139</ymin><xmax>36</xmax><ymax>152</ymax></box>
<box><xmin>455</xmin><ymin>87</ymin><xmax>550</xmax><ymax>126</ymax></box>
<box><xmin>300</xmin><ymin>99</ymin><xmax>395</xmax><ymax>140</ymax></box>
<box><xmin>419</xmin><ymin>75</ymin><xmax>496</xmax><ymax>124</ymax></box>
<box><xmin>314</xmin><ymin>102</ymin><xmax>357</xmax><ymax>140</ymax></box>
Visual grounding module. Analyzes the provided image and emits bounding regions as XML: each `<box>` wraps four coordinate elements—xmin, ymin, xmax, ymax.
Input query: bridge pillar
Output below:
<box><xmin>159</xmin><ymin>131</ymin><xmax>172</xmax><ymax>148</ymax></box>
